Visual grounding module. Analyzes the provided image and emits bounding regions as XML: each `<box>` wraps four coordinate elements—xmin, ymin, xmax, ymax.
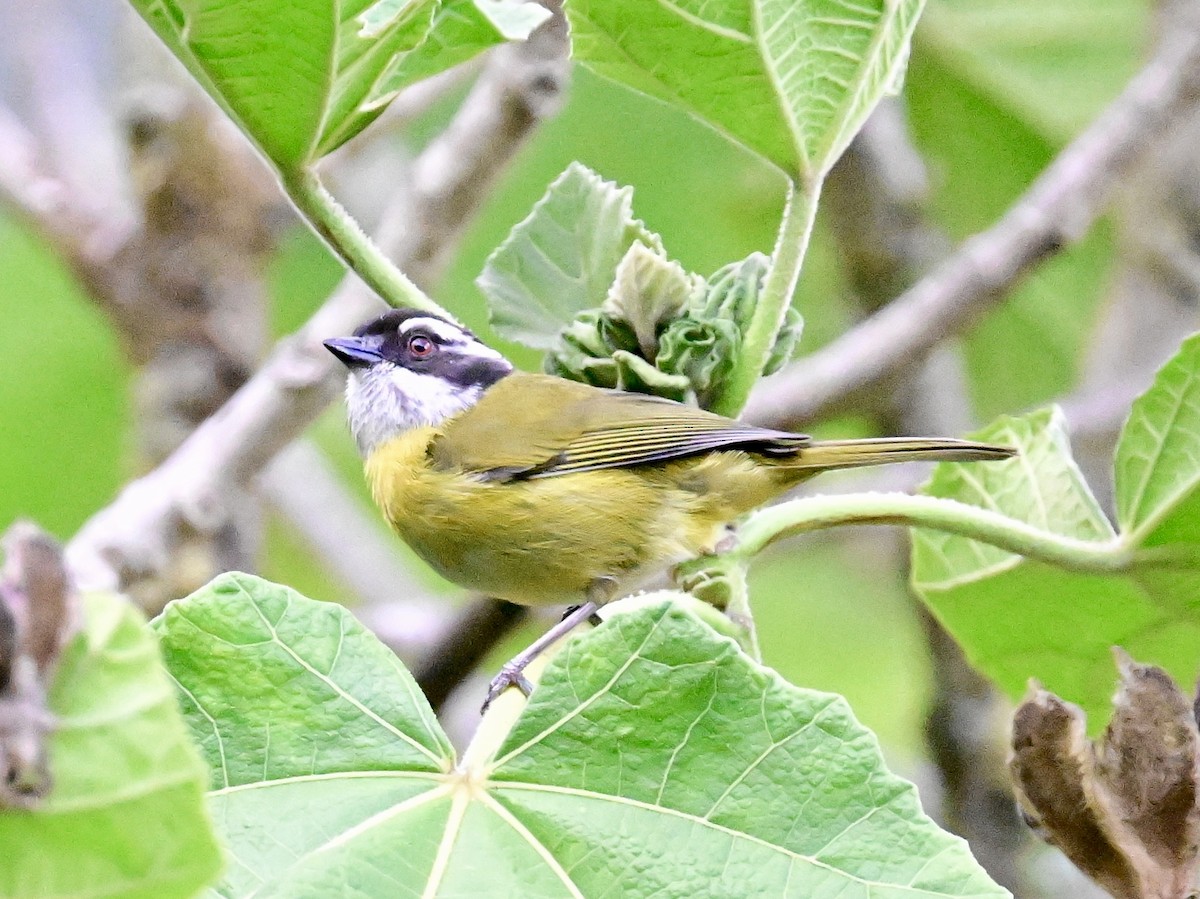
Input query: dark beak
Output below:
<box><xmin>324</xmin><ymin>336</ymin><xmax>383</xmax><ymax>368</ymax></box>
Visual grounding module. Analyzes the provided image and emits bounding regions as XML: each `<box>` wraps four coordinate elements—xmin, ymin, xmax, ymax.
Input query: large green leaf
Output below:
<box><xmin>1115</xmin><ymin>333</ymin><xmax>1200</xmax><ymax>542</ymax></box>
<box><xmin>157</xmin><ymin>574</ymin><xmax>1006</xmax><ymax>897</ymax></box>
<box><xmin>913</xmin><ymin>336</ymin><xmax>1200</xmax><ymax>723</ymax></box>
<box><xmin>131</xmin><ymin>0</ymin><xmax>548</xmax><ymax>167</ymax></box>
<box><xmin>0</xmin><ymin>593</ymin><xmax>220</xmax><ymax>899</ymax></box>
<box><xmin>566</xmin><ymin>0</ymin><xmax>925</xmax><ymax>179</ymax></box>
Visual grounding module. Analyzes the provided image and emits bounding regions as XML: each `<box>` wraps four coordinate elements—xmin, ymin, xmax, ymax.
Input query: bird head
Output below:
<box><xmin>324</xmin><ymin>310</ymin><xmax>513</xmax><ymax>456</ymax></box>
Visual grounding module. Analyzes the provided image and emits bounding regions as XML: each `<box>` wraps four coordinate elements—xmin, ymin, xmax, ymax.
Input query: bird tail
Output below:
<box><xmin>780</xmin><ymin>437</ymin><xmax>1016</xmax><ymax>473</ymax></box>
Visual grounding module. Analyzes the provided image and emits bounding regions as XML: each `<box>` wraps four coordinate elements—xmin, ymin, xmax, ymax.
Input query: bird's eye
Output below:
<box><xmin>408</xmin><ymin>335</ymin><xmax>435</xmax><ymax>358</ymax></box>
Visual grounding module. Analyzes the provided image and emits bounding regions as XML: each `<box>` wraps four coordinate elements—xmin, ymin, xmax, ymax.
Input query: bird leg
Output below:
<box><xmin>481</xmin><ymin>600</ymin><xmax>600</xmax><ymax>712</ymax></box>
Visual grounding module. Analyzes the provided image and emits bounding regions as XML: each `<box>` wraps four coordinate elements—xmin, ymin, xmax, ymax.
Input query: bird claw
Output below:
<box><xmin>481</xmin><ymin>663</ymin><xmax>535</xmax><ymax>713</ymax></box>
<box><xmin>479</xmin><ymin>600</ymin><xmax>602</xmax><ymax>714</ymax></box>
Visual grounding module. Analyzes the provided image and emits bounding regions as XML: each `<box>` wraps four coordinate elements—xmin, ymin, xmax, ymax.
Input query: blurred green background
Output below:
<box><xmin>0</xmin><ymin>0</ymin><xmax>1145</xmax><ymax>759</ymax></box>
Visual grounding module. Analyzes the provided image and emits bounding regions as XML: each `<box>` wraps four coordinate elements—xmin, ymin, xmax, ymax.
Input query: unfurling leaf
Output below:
<box><xmin>544</xmin><ymin>248</ymin><xmax>802</xmax><ymax>407</ymax></box>
<box><xmin>1010</xmin><ymin>651</ymin><xmax>1200</xmax><ymax>899</ymax></box>
<box><xmin>610</xmin><ymin>350</ymin><xmax>692</xmax><ymax>401</ymax></box>
<box><xmin>602</xmin><ymin>242</ymin><xmax>699</xmax><ymax>357</ymax></box>
<box><xmin>656</xmin><ymin>315</ymin><xmax>741</xmax><ymax>407</ymax></box>
<box><xmin>699</xmin><ymin>252</ymin><xmax>772</xmax><ymax>323</ymax></box>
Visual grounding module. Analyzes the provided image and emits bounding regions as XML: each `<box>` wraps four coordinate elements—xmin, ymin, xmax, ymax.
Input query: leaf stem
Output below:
<box><xmin>283</xmin><ymin>169</ymin><xmax>448</xmax><ymax>315</ymax></box>
<box><xmin>733</xmin><ymin>492</ymin><xmax>1133</xmax><ymax>573</ymax></box>
<box><xmin>710</xmin><ymin>179</ymin><xmax>818</xmax><ymax>417</ymax></box>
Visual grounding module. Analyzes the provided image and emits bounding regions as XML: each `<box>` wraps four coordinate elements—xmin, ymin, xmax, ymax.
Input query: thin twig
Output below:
<box><xmin>744</xmin><ymin>19</ymin><xmax>1200</xmax><ymax>430</ymax></box>
<box><xmin>733</xmin><ymin>493</ymin><xmax>1128</xmax><ymax>572</ymax></box>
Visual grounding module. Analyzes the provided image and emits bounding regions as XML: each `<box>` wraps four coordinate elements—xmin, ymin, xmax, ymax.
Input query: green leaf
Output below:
<box><xmin>0</xmin><ymin>593</ymin><xmax>220</xmax><ymax>899</ymax></box>
<box><xmin>158</xmin><ymin>575</ymin><xmax>1005</xmax><ymax>897</ymax></box>
<box><xmin>602</xmin><ymin>242</ymin><xmax>697</xmax><ymax>357</ymax></box>
<box><xmin>914</xmin><ymin>408</ymin><xmax>1114</xmax><ymax>586</ymax></box>
<box><xmin>131</xmin><ymin>0</ymin><xmax>547</xmax><ymax>168</ymax></box>
<box><xmin>566</xmin><ymin>0</ymin><xmax>925</xmax><ymax>178</ymax></box>
<box><xmin>153</xmin><ymin>572</ymin><xmax>452</xmax><ymax>788</ymax></box>
<box><xmin>370</xmin><ymin>0</ymin><xmax>552</xmax><ymax>109</ymax></box>
<box><xmin>1115</xmin><ymin>332</ymin><xmax>1200</xmax><ymax>542</ymax></box>
<box><xmin>479</xmin><ymin>163</ymin><xmax>664</xmax><ymax>349</ymax></box>
<box><xmin>912</xmin><ymin>348</ymin><xmax>1200</xmax><ymax>723</ymax></box>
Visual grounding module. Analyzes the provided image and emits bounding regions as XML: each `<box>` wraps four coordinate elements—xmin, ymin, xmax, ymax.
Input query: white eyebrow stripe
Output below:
<box><xmin>397</xmin><ymin>317</ymin><xmax>466</xmax><ymax>344</ymax></box>
<box><xmin>396</xmin><ymin>315</ymin><xmax>509</xmax><ymax>363</ymax></box>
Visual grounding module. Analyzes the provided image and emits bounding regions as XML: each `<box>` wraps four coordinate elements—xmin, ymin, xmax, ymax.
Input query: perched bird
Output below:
<box><xmin>326</xmin><ymin>309</ymin><xmax>1014</xmax><ymax>700</ymax></box>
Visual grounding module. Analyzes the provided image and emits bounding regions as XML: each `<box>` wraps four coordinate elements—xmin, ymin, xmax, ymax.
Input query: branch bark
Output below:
<box><xmin>65</xmin><ymin>23</ymin><xmax>570</xmax><ymax>592</ymax></box>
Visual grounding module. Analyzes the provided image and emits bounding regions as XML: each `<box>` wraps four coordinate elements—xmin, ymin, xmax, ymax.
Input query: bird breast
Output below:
<box><xmin>363</xmin><ymin>428</ymin><xmax>740</xmax><ymax>606</ymax></box>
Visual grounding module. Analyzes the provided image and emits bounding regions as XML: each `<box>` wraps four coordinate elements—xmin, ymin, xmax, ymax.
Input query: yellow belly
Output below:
<box><xmin>364</xmin><ymin>429</ymin><xmax>782</xmax><ymax>606</ymax></box>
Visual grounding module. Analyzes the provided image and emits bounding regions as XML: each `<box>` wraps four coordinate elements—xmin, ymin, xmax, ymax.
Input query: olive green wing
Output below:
<box><xmin>430</xmin><ymin>373</ymin><xmax>809</xmax><ymax>481</ymax></box>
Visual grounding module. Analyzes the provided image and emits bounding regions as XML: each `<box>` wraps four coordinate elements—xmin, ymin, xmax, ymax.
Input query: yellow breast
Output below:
<box><xmin>364</xmin><ymin>429</ymin><xmax>750</xmax><ymax>606</ymax></box>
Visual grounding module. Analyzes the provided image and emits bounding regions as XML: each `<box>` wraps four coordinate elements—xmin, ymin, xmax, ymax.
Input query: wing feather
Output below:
<box><xmin>430</xmin><ymin>373</ymin><xmax>808</xmax><ymax>481</ymax></box>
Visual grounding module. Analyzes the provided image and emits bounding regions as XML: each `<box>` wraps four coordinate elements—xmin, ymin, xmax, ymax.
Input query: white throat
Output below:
<box><xmin>346</xmin><ymin>363</ymin><xmax>485</xmax><ymax>457</ymax></box>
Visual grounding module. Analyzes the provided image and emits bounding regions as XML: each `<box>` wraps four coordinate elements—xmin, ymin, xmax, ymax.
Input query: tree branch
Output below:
<box><xmin>66</xmin><ymin>28</ymin><xmax>570</xmax><ymax>592</ymax></box>
<box><xmin>744</xmin><ymin>18</ymin><xmax>1200</xmax><ymax>430</ymax></box>
<box><xmin>4</xmin><ymin>0</ymin><xmax>131</xmax><ymax>230</ymax></box>
<box><xmin>0</xmin><ymin>103</ymin><xmax>119</xmax><ymax>281</ymax></box>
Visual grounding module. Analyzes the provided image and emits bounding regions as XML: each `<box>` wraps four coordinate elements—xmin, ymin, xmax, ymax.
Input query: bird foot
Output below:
<box><xmin>478</xmin><ymin>600</ymin><xmax>602</xmax><ymax>714</ymax></box>
<box><xmin>482</xmin><ymin>663</ymin><xmax>535</xmax><ymax>713</ymax></box>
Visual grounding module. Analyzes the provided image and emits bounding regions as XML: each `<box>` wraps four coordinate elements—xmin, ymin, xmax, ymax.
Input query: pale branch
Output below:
<box><xmin>0</xmin><ymin>103</ymin><xmax>119</xmax><ymax>283</ymax></box>
<box><xmin>743</xmin><ymin>18</ymin><xmax>1200</xmax><ymax>430</ymax></box>
<box><xmin>66</xmin><ymin>25</ymin><xmax>570</xmax><ymax>592</ymax></box>
<box><xmin>388</xmin><ymin>19</ymin><xmax>569</xmax><ymax>283</ymax></box>
<box><xmin>0</xmin><ymin>104</ymin><xmax>72</xmax><ymax>235</ymax></box>
<box><xmin>65</xmin><ymin>290</ymin><xmax>354</xmax><ymax>591</ymax></box>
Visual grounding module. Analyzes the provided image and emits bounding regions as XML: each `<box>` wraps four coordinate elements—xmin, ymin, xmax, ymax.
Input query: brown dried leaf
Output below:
<box><xmin>1010</xmin><ymin>653</ymin><xmax>1200</xmax><ymax>899</ymax></box>
<box><xmin>0</xmin><ymin>521</ymin><xmax>80</xmax><ymax>809</ymax></box>
<box><xmin>0</xmin><ymin>589</ymin><xmax>15</xmax><ymax>693</ymax></box>
<box><xmin>4</xmin><ymin>523</ymin><xmax>74</xmax><ymax>676</ymax></box>
<box><xmin>1011</xmin><ymin>686</ymin><xmax>1140</xmax><ymax>897</ymax></box>
<box><xmin>1096</xmin><ymin>650</ymin><xmax>1200</xmax><ymax>894</ymax></box>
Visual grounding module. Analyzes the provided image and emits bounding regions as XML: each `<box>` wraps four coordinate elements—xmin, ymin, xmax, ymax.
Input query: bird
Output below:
<box><xmin>325</xmin><ymin>308</ymin><xmax>1015</xmax><ymax>703</ymax></box>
